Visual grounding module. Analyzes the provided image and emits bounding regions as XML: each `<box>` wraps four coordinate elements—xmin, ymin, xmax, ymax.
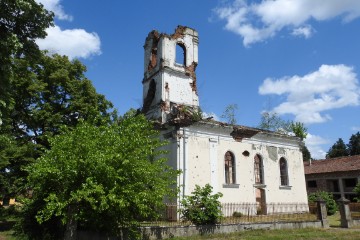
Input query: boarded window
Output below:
<box><xmin>225</xmin><ymin>151</ymin><xmax>236</xmax><ymax>184</ymax></box>
<box><xmin>254</xmin><ymin>154</ymin><xmax>264</xmax><ymax>184</ymax></box>
<box><xmin>175</xmin><ymin>43</ymin><xmax>186</xmax><ymax>66</ymax></box>
<box><xmin>279</xmin><ymin>157</ymin><xmax>289</xmax><ymax>186</ymax></box>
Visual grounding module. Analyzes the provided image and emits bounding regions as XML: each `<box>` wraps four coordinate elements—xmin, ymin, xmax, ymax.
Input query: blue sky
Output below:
<box><xmin>35</xmin><ymin>0</ymin><xmax>360</xmax><ymax>159</ymax></box>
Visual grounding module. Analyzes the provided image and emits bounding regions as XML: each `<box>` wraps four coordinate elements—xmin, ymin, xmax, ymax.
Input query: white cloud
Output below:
<box><xmin>352</xmin><ymin>126</ymin><xmax>360</xmax><ymax>131</ymax></box>
<box><xmin>305</xmin><ymin>133</ymin><xmax>328</xmax><ymax>159</ymax></box>
<box><xmin>36</xmin><ymin>26</ymin><xmax>101</xmax><ymax>60</ymax></box>
<box><xmin>214</xmin><ymin>0</ymin><xmax>360</xmax><ymax>46</ymax></box>
<box><xmin>291</xmin><ymin>26</ymin><xmax>313</xmax><ymax>38</ymax></box>
<box><xmin>259</xmin><ymin>64</ymin><xmax>360</xmax><ymax>124</ymax></box>
<box><xmin>36</xmin><ymin>0</ymin><xmax>73</xmax><ymax>21</ymax></box>
<box><xmin>35</xmin><ymin>0</ymin><xmax>102</xmax><ymax>60</ymax></box>
<box><xmin>202</xmin><ymin>112</ymin><xmax>220</xmax><ymax>121</ymax></box>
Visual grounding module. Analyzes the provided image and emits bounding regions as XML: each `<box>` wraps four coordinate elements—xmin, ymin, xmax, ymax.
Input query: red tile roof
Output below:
<box><xmin>304</xmin><ymin>155</ymin><xmax>360</xmax><ymax>174</ymax></box>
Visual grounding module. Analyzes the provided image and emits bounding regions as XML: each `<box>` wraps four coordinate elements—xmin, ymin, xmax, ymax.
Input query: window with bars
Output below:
<box><xmin>254</xmin><ymin>154</ymin><xmax>264</xmax><ymax>184</ymax></box>
<box><xmin>279</xmin><ymin>157</ymin><xmax>289</xmax><ymax>186</ymax></box>
<box><xmin>224</xmin><ymin>151</ymin><xmax>236</xmax><ymax>184</ymax></box>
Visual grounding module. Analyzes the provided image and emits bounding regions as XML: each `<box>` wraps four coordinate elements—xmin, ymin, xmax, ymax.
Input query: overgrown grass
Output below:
<box><xmin>172</xmin><ymin>228</ymin><xmax>360</xmax><ymax>240</ymax></box>
<box><xmin>328</xmin><ymin>211</ymin><xmax>341</xmax><ymax>227</ymax></box>
<box><xmin>0</xmin><ymin>230</ymin><xmax>16</xmax><ymax>240</ymax></box>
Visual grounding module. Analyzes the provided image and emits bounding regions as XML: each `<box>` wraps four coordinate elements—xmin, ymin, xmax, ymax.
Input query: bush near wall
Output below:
<box><xmin>308</xmin><ymin>191</ymin><xmax>338</xmax><ymax>216</ymax></box>
<box><xmin>179</xmin><ymin>184</ymin><xmax>223</xmax><ymax>225</ymax></box>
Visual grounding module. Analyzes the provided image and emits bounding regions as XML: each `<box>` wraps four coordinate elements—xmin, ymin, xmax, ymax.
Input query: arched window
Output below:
<box><xmin>224</xmin><ymin>151</ymin><xmax>236</xmax><ymax>184</ymax></box>
<box><xmin>279</xmin><ymin>157</ymin><xmax>289</xmax><ymax>186</ymax></box>
<box><xmin>175</xmin><ymin>43</ymin><xmax>186</xmax><ymax>66</ymax></box>
<box><xmin>254</xmin><ymin>154</ymin><xmax>264</xmax><ymax>184</ymax></box>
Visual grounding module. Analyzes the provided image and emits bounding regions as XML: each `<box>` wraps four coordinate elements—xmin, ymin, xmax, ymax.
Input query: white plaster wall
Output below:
<box><xmin>162</xmin><ymin>71</ymin><xmax>197</xmax><ymax>106</ymax></box>
<box><xmin>142</xmin><ymin>69</ymin><xmax>199</xmax><ymax>122</ymax></box>
<box><xmin>161</xmin><ymin>32</ymin><xmax>198</xmax><ymax>70</ymax></box>
<box><xmin>178</xmin><ymin>124</ymin><xmax>308</xmax><ymax>206</ymax></box>
<box><xmin>186</xmin><ymin>135</ymin><xmax>212</xmax><ymax>193</ymax></box>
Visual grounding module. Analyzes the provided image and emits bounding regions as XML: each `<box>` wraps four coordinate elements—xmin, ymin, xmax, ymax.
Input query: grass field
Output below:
<box><xmin>171</xmin><ymin>227</ymin><xmax>360</xmax><ymax>240</ymax></box>
<box><xmin>0</xmin><ymin>211</ymin><xmax>356</xmax><ymax>240</ymax></box>
<box><xmin>0</xmin><ymin>230</ymin><xmax>15</xmax><ymax>240</ymax></box>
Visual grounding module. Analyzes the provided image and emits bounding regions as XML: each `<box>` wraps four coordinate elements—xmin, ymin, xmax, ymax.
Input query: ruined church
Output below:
<box><xmin>141</xmin><ymin>26</ymin><xmax>308</xmax><ymax>214</ymax></box>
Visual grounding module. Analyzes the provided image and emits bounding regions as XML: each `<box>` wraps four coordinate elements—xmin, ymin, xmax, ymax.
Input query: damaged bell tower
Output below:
<box><xmin>142</xmin><ymin>26</ymin><xmax>199</xmax><ymax>124</ymax></box>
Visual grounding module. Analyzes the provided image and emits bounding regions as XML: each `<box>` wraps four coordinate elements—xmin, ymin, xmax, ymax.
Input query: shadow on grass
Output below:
<box><xmin>0</xmin><ymin>221</ymin><xmax>16</xmax><ymax>232</ymax></box>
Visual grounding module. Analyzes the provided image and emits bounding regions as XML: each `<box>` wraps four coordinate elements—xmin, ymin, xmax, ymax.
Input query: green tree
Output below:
<box><xmin>258</xmin><ymin>112</ymin><xmax>291</xmax><ymax>133</ymax></box>
<box><xmin>302</xmin><ymin>145</ymin><xmax>311</xmax><ymax>162</ymax></box>
<box><xmin>0</xmin><ymin>0</ymin><xmax>54</xmax><ymax>123</ymax></box>
<box><xmin>326</xmin><ymin>138</ymin><xmax>349</xmax><ymax>159</ymax></box>
<box><xmin>18</xmin><ymin>112</ymin><xmax>178</xmax><ymax>239</ymax></box>
<box><xmin>221</xmin><ymin>104</ymin><xmax>238</xmax><ymax>125</ymax></box>
<box><xmin>289</xmin><ymin>122</ymin><xmax>311</xmax><ymax>161</ymax></box>
<box><xmin>258</xmin><ymin>114</ymin><xmax>311</xmax><ymax>160</ymax></box>
<box><xmin>347</xmin><ymin>132</ymin><xmax>360</xmax><ymax>156</ymax></box>
<box><xmin>290</xmin><ymin>122</ymin><xmax>307</xmax><ymax>140</ymax></box>
<box><xmin>353</xmin><ymin>182</ymin><xmax>360</xmax><ymax>202</ymax></box>
<box><xmin>0</xmin><ymin>53</ymin><xmax>115</xmax><ymax>197</ymax></box>
<box><xmin>308</xmin><ymin>191</ymin><xmax>338</xmax><ymax>216</ymax></box>
<box><xmin>179</xmin><ymin>184</ymin><xmax>223</xmax><ymax>225</ymax></box>
<box><xmin>1</xmin><ymin>0</ymin><xmax>54</xmax><ymax>197</ymax></box>
<box><xmin>0</xmin><ymin>135</ymin><xmax>14</xmax><ymax>197</ymax></box>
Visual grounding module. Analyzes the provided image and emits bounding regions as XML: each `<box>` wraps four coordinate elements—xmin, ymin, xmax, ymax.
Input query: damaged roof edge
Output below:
<box><xmin>145</xmin><ymin>25</ymin><xmax>198</xmax><ymax>44</ymax></box>
<box><xmin>190</xmin><ymin>119</ymin><xmax>302</xmax><ymax>143</ymax></box>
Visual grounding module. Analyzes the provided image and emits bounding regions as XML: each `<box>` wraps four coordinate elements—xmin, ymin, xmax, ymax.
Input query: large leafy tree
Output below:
<box><xmin>326</xmin><ymin>138</ymin><xmax>349</xmax><ymax>159</ymax></box>
<box><xmin>0</xmin><ymin>0</ymin><xmax>54</xmax><ymax>123</ymax></box>
<box><xmin>0</xmin><ymin>53</ymin><xmax>115</xmax><ymax>196</ymax></box>
<box><xmin>18</xmin><ymin>112</ymin><xmax>178</xmax><ymax>239</ymax></box>
<box><xmin>348</xmin><ymin>132</ymin><xmax>360</xmax><ymax>156</ymax></box>
<box><xmin>0</xmin><ymin>0</ymin><xmax>54</xmax><ymax>196</ymax></box>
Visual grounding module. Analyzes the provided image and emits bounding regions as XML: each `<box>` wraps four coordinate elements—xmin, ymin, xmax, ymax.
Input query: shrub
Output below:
<box><xmin>353</xmin><ymin>183</ymin><xmax>360</xmax><ymax>202</ymax></box>
<box><xmin>179</xmin><ymin>184</ymin><xmax>223</xmax><ymax>225</ymax></box>
<box><xmin>232</xmin><ymin>212</ymin><xmax>243</xmax><ymax>218</ymax></box>
<box><xmin>308</xmin><ymin>191</ymin><xmax>338</xmax><ymax>215</ymax></box>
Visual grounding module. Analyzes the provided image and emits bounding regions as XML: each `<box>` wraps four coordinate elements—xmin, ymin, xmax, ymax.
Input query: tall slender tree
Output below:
<box><xmin>326</xmin><ymin>138</ymin><xmax>349</xmax><ymax>158</ymax></box>
<box><xmin>348</xmin><ymin>132</ymin><xmax>360</xmax><ymax>156</ymax></box>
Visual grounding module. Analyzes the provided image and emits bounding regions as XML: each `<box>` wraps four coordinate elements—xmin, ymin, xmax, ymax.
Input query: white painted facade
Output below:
<box><xmin>141</xmin><ymin>26</ymin><xmax>309</xmax><ymax>214</ymax></box>
<box><xmin>161</xmin><ymin>123</ymin><xmax>308</xmax><ymax>206</ymax></box>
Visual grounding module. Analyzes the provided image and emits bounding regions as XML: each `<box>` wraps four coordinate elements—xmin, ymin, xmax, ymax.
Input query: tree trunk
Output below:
<box><xmin>64</xmin><ymin>204</ymin><xmax>78</xmax><ymax>240</ymax></box>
